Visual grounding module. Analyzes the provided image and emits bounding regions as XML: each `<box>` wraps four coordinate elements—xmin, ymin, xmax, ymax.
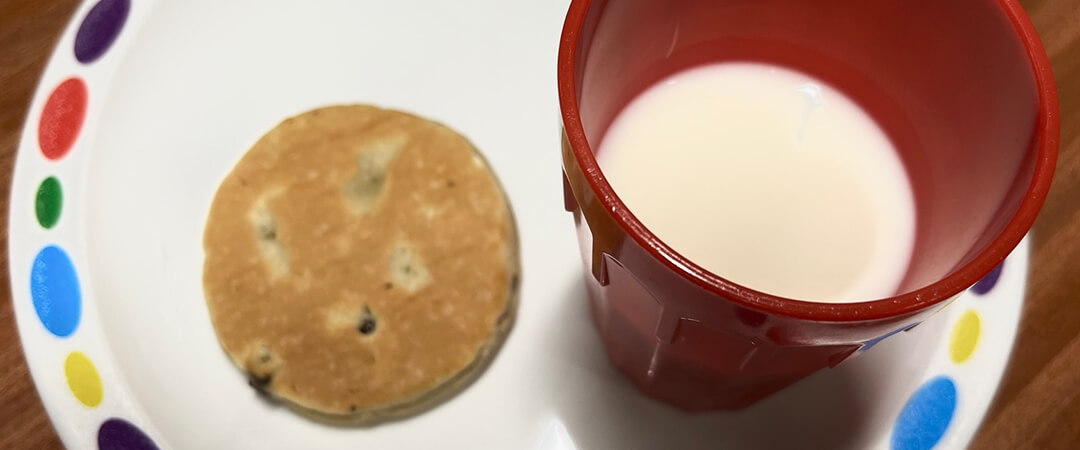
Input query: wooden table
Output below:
<box><xmin>1</xmin><ymin>1</ymin><xmax>1076</xmax><ymax>448</ymax></box>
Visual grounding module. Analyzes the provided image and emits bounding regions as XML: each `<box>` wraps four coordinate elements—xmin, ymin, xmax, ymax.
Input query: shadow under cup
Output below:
<box><xmin>558</xmin><ymin>0</ymin><xmax>1058</xmax><ymax>410</ymax></box>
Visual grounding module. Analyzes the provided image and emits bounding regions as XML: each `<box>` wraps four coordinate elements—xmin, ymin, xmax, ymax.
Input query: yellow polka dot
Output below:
<box><xmin>949</xmin><ymin>310</ymin><xmax>981</xmax><ymax>364</ymax></box>
<box><xmin>64</xmin><ymin>351</ymin><xmax>103</xmax><ymax>407</ymax></box>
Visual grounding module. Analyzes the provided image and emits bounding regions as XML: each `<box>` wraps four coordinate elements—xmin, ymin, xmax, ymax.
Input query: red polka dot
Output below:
<box><xmin>38</xmin><ymin>78</ymin><xmax>88</xmax><ymax>161</ymax></box>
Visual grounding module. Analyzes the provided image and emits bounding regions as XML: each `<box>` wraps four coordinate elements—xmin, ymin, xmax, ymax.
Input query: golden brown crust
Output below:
<box><xmin>202</xmin><ymin>105</ymin><xmax>519</xmax><ymax>423</ymax></box>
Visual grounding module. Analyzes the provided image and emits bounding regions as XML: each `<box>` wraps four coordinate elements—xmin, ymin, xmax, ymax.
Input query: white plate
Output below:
<box><xmin>10</xmin><ymin>1</ymin><xmax>1024</xmax><ymax>449</ymax></box>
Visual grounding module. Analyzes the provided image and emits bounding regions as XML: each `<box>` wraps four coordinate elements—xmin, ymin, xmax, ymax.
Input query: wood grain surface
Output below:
<box><xmin>0</xmin><ymin>1</ymin><xmax>1076</xmax><ymax>449</ymax></box>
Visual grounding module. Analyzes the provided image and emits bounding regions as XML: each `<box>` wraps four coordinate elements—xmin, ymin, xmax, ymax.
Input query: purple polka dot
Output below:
<box><xmin>98</xmin><ymin>419</ymin><xmax>158</xmax><ymax>450</ymax></box>
<box><xmin>74</xmin><ymin>0</ymin><xmax>130</xmax><ymax>64</ymax></box>
<box><xmin>971</xmin><ymin>262</ymin><xmax>1004</xmax><ymax>296</ymax></box>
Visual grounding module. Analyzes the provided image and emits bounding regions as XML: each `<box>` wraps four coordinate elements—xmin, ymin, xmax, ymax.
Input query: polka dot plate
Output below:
<box><xmin>9</xmin><ymin>1</ymin><xmax>1027</xmax><ymax>449</ymax></box>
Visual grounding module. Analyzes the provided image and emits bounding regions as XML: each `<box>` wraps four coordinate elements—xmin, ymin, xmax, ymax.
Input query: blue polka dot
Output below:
<box><xmin>891</xmin><ymin>376</ymin><xmax>957</xmax><ymax>450</ymax></box>
<box><xmin>30</xmin><ymin>246</ymin><xmax>81</xmax><ymax>337</ymax></box>
<box><xmin>971</xmin><ymin>262</ymin><xmax>1004</xmax><ymax>296</ymax></box>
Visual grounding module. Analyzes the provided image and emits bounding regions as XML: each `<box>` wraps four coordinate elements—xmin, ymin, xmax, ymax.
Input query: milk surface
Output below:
<box><xmin>597</xmin><ymin>63</ymin><xmax>915</xmax><ymax>303</ymax></box>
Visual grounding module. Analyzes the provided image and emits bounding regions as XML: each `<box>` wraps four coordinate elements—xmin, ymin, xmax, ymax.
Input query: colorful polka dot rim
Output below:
<box><xmin>75</xmin><ymin>0</ymin><xmax>131</xmax><ymax>64</ymax></box>
<box><xmin>30</xmin><ymin>245</ymin><xmax>82</xmax><ymax>338</ymax></box>
<box><xmin>35</xmin><ymin>176</ymin><xmax>63</xmax><ymax>229</ymax></box>
<box><xmin>888</xmin><ymin>252</ymin><xmax>1010</xmax><ymax>449</ymax></box>
<box><xmin>13</xmin><ymin>1</ymin><xmax>156</xmax><ymax>448</ymax></box>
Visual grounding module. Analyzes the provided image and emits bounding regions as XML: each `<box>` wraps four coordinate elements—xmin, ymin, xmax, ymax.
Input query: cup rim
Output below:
<box><xmin>557</xmin><ymin>0</ymin><xmax>1059</xmax><ymax>322</ymax></box>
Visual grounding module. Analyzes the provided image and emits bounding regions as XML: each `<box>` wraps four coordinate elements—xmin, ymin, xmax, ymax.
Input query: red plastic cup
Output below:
<box><xmin>558</xmin><ymin>0</ymin><xmax>1058</xmax><ymax>410</ymax></box>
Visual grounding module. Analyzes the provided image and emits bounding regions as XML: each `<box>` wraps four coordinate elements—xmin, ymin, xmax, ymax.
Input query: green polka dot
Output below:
<box><xmin>35</xmin><ymin>176</ymin><xmax>62</xmax><ymax>229</ymax></box>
